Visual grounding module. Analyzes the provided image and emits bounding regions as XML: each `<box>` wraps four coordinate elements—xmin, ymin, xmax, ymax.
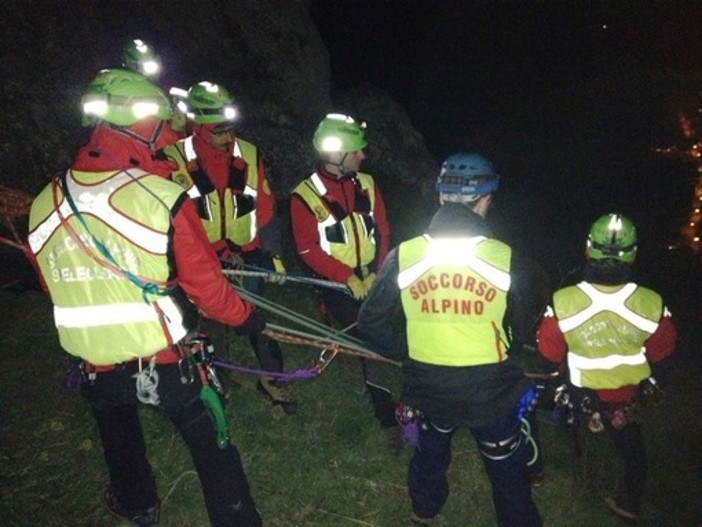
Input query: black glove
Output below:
<box><xmin>233</xmin><ymin>309</ymin><xmax>267</xmax><ymax>336</ymax></box>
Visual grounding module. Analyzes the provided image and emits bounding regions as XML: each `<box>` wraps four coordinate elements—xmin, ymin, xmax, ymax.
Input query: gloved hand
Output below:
<box><xmin>266</xmin><ymin>254</ymin><xmax>287</xmax><ymax>284</ymax></box>
<box><xmin>216</xmin><ymin>244</ymin><xmax>242</xmax><ymax>270</ymax></box>
<box><xmin>362</xmin><ymin>272</ymin><xmax>376</xmax><ymax>293</ymax></box>
<box><xmin>347</xmin><ymin>275</ymin><xmax>367</xmax><ymax>300</ymax></box>
<box><xmin>233</xmin><ymin>308</ymin><xmax>267</xmax><ymax>336</ymax></box>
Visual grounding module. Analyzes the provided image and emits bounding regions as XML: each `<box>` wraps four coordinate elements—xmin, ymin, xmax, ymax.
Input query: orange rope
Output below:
<box><xmin>261</xmin><ymin>326</ymin><xmax>400</xmax><ymax>367</ymax></box>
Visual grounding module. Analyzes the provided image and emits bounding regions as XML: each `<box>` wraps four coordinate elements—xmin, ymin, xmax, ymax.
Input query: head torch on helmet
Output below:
<box><xmin>586</xmin><ymin>213</ymin><xmax>638</xmax><ymax>263</ymax></box>
<box><xmin>436</xmin><ymin>152</ymin><xmax>499</xmax><ymax>200</ymax></box>
<box><xmin>313</xmin><ymin>113</ymin><xmax>368</xmax><ymax>154</ymax></box>
<box><xmin>81</xmin><ymin>68</ymin><xmax>172</xmax><ymax>127</ymax></box>
<box><xmin>185</xmin><ymin>82</ymin><xmax>238</xmax><ymax>125</ymax></box>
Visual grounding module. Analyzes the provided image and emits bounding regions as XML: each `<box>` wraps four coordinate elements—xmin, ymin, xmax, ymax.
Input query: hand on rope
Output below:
<box><xmin>233</xmin><ymin>308</ymin><xmax>267</xmax><ymax>336</ymax></box>
<box><xmin>346</xmin><ymin>275</ymin><xmax>367</xmax><ymax>300</ymax></box>
<box><xmin>266</xmin><ymin>254</ymin><xmax>287</xmax><ymax>284</ymax></box>
<box><xmin>229</xmin><ymin>283</ymin><xmax>401</xmax><ymax>370</ymax></box>
<box><xmin>362</xmin><ymin>272</ymin><xmax>376</xmax><ymax>293</ymax></box>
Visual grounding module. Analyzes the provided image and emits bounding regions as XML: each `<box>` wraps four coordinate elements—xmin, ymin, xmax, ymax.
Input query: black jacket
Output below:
<box><xmin>357</xmin><ymin>202</ymin><xmax>532</xmax><ymax>427</ymax></box>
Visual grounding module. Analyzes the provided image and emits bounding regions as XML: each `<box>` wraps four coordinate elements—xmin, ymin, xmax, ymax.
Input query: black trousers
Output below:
<box><xmin>82</xmin><ymin>360</ymin><xmax>261</xmax><ymax>526</ymax></box>
<box><xmin>319</xmin><ymin>286</ymin><xmax>398</xmax><ymax>428</ymax></box>
<box><xmin>605</xmin><ymin>420</ymin><xmax>647</xmax><ymax>513</ymax></box>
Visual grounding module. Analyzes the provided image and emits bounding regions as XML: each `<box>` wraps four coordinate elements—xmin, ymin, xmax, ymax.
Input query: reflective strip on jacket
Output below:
<box><xmin>397</xmin><ymin>234</ymin><xmax>511</xmax><ymax>366</ymax></box>
<box><xmin>553</xmin><ymin>281</ymin><xmax>662</xmax><ymax>389</ymax></box>
<box><xmin>292</xmin><ymin>172</ymin><xmax>377</xmax><ymax>270</ymax></box>
<box><xmin>27</xmin><ymin>168</ymin><xmax>189</xmax><ymax>365</ymax></box>
<box><xmin>165</xmin><ymin>136</ymin><xmax>259</xmax><ymax>246</ymax></box>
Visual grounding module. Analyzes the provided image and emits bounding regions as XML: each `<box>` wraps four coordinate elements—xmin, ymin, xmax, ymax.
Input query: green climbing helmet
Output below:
<box><xmin>122</xmin><ymin>39</ymin><xmax>160</xmax><ymax>77</ymax></box>
<box><xmin>185</xmin><ymin>82</ymin><xmax>238</xmax><ymax>124</ymax></box>
<box><xmin>586</xmin><ymin>213</ymin><xmax>638</xmax><ymax>263</ymax></box>
<box><xmin>81</xmin><ymin>68</ymin><xmax>172</xmax><ymax>127</ymax></box>
<box><xmin>313</xmin><ymin>113</ymin><xmax>367</xmax><ymax>154</ymax></box>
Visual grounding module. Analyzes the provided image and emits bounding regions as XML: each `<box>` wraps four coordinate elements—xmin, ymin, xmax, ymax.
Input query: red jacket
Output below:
<box><xmin>290</xmin><ymin>165</ymin><xmax>390</xmax><ymax>284</ymax></box>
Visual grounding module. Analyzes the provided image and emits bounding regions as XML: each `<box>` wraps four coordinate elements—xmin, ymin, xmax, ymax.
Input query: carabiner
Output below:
<box><xmin>315</xmin><ymin>347</ymin><xmax>339</xmax><ymax>374</ymax></box>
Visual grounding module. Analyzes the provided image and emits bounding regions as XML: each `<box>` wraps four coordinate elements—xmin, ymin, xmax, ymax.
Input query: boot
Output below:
<box><xmin>257</xmin><ymin>376</ymin><xmax>297</xmax><ymax>416</ymax></box>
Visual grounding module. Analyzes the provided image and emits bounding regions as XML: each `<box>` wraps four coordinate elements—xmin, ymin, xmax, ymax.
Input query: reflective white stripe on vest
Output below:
<box><xmin>28</xmin><ymin>195</ymin><xmax>74</xmax><ymax>254</ymax></box>
<box><xmin>307</xmin><ymin>172</ymin><xmax>339</xmax><ymax>255</ymax></box>
<box><xmin>183</xmin><ymin>136</ymin><xmax>197</xmax><ymax>161</ymax></box>
<box><xmin>317</xmin><ymin>214</ymin><xmax>342</xmax><ymax>255</ymax></box>
<box><xmin>568</xmin><ymin>348</ymin><xmax>648</xmax><ymax>386</ymax></box>
<box><xmin>558</xmin><ymin>282</ymin><xmax>659</xmax><ymax>334</ymax></box>
<box><xmin>29</xmin><ymin>170</ymin><xmax>170</xmax><ymax>255</ymax></box>
<box><xmin>53</xmin><ymin>296</ymin><xmax>187</xmax><ymax>341</ymax></box>
<box><xmin>309</xmin><ymin>172</ymin><xmax>328</xmax><ymax>196</ymax></box>
<box><xmin>397</xmin><ymin>235</ymin><xmax>511</xmax><ymax>291</ymax></box>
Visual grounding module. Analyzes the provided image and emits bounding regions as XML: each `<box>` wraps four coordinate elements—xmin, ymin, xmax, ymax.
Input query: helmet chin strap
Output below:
<box><xmin>110</xmin><ymin>119</ymin><xmax>165</xmax><ymax>152</ymax></box>
<box><xmin>327</xmin><ymin>152</ymin><xmax>355</xmax><ymax>178</ymax></box>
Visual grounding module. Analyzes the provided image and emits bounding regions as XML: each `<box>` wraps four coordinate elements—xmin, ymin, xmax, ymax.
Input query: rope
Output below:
<box><xmin>222</xmin><ymin>266</ymin><xmax>349</xmax><ymax>292</ymax></box>
<box><xmin>520</xmin><ymin>416</ymin><xmax>540</xmax><ymax>467</ymax></box>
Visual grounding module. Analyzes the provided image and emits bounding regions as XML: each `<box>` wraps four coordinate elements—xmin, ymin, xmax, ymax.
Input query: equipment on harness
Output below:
<box><xmin>184</xmin><ymin>332</ymin><xmax>229</xmax><ymax>449</ymax></box>
<box><xmin>552</xmin><ymin>377</ymin><xmax>663</xmax><ymax>434</ymax></box>
<box><xmin>395</xmin><ymin>401</ymin><xmax>421</xmax><ymax>447</ymax></box>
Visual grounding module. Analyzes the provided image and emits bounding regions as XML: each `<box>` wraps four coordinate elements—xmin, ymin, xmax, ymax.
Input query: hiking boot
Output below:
<box><xmin>604</xmin><ymin>496</ymin><xmax>638</xmax><ymax>521</ymax></box>
<box><xmin>257</xmin><ymin>377</ymin><xmax>297</xmax><ymax>415</ymax></box>
<box><xmin>410</xmin><ymin>511</ymin><xmax>434</xmax><ymax>525</ymax></box>
<box><xmin>105</xmin><ymin>488</ymin><xmax>160</xmax><ymax>526</ymax></box>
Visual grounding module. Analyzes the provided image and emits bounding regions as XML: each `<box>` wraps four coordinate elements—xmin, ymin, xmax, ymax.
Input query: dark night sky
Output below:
<box><xmin>310</xmin><ymin>1</ymin><xmax>702</xmax><ymax>277</ymax></box>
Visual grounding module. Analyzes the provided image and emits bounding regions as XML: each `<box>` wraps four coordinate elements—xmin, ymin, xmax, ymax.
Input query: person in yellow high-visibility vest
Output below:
<box><xmin>290</xmin><ymin>114</ymin><xmax>401</xmax><ymax>447</ymax></box>
<box><xmin>358</xmin><ymin>153</ymin><xmax>542</xmax><ymax>526</ymax></box>
<box><xmin>163</xmin><ymin>81</ymin><xmax>295</xmax><ymax>415</ymax></box>
<box><xmin>28</xmin><ymin>69</ymin><xmax>263</xmax><ymax>526</ymax></box>
<box><xmin>537</xmin><ymin>213</ymin><xmax>676</xmax><ymax>521</ymax></box>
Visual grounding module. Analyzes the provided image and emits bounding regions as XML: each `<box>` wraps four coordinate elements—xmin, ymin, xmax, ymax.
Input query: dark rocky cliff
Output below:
<box><xmin>0</xmin><ymin>0</ymin><xmax>437</xmax><ymax>202</ymax></box>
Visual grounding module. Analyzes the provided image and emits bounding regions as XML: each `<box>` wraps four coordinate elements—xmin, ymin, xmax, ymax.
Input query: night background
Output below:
<box><xmin>313</xmin><ymin>1</ymin><xmax>702</xmax><ymax>272</ymax></box>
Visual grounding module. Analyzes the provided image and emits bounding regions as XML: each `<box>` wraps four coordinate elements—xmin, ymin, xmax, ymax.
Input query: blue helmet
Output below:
<box><xmin>436</xmin><ymin>152</ymin><xmax>499</xmax><ymax>200</ymax></box>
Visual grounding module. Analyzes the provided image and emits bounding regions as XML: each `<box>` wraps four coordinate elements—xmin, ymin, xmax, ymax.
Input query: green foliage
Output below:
<box><xmin>0</xmin><ymin>287</ymin><xmax>700</xmax><ymax>526</ymax></box>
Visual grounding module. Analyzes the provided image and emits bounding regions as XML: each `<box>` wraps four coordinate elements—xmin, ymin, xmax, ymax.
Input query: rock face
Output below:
<box><xmin>0</xmin><ymin>0</ymin><xmax>436</xmax><ymax>202</ymax></box>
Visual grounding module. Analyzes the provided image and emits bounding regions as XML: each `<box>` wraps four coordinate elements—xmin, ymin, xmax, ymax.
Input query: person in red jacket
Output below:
<box><xmin>290</xmin><ymin>113</ymin><xmax>400</xmax><ymax>446</ymax></box>
<box><xmin>164</xmin><ymin>81</ymin><xmax>295</xmax><ymax>415</ymax></box>
<box><xmin>27</xmin><ymin>69</ymin><xmax>263</xmax><ymax>526</ymax></box>
<box><xmin>536</xmin><ymin>213</ymin><xmax>676</xmax><ymax>521</ymax></box>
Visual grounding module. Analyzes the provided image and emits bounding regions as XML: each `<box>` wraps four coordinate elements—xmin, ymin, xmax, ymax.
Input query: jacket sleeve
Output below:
<box><xmin>172</xmin><ymin>197</ymin><xmax>252</xmax><ymax>326</ymax></box>
<box><xmin>371</xmin><ymin>182</ymin><xmax>391</xmax><ymax>268</ymax></box>
<box><xmin>357</xmin><ymin>248</ymin><xmax>407</xmax><ymax>359</ymax></box>
<box><xmin>290</xmin><ymin>193</ymin><xmax>354</xmax><ymax>283</ymax></box>
<box><xmin>536</xmin><ymin>305</ymin><xmax>567</xmax><ymax>366</ymax></box>
<box><xmin>645</xmin><ymin>312</ymin><xmax>676</xmax><ymax>362</ymax></box>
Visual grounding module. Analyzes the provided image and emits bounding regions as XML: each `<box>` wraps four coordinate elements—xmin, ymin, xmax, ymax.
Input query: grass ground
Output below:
<box><xmin>0</xmin><ymin>278</ymin><xmax>700</xmax><ymax>527</ymax></box>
